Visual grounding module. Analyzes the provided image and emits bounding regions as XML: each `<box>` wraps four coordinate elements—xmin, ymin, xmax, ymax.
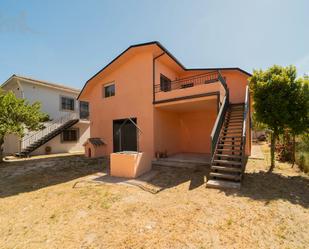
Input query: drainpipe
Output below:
<box><xmin>152</xmin><ymin>52</ymin><xmax>165</xmax><ymax>103</ymax></box>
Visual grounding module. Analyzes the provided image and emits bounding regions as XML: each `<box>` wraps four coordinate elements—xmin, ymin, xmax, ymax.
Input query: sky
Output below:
<box><xmin>0</xmin><ymin>0</ymin><xmax>308</xmax><ymax>89</ymax></box>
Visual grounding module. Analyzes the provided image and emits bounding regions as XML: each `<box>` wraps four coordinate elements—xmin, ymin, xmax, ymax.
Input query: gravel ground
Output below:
<box><xmin>0</xmin><ymin>147</ymin><xmax>308</xmax><ymax>249</ymax></box>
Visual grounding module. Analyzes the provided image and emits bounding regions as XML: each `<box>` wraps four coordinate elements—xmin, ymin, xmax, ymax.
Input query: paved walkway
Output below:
<box><xmin>249</xmin><ymin>143</ymin><xmax>265</xmax><ymax>160</ymax></box>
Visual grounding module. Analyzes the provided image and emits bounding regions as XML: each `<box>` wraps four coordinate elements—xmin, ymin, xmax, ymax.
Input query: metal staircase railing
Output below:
<box><xmin>210</xmin><ymin>71</ymin><xmax>229</xmax><ymax>158</ymax></box>
<box><xmin>241</xmin><ymin>85</ymin><xmax>249</xmax><ymax>173</ymax></box>
<box><xmin>21</xmin><ymin>112</ymin><xmax>79</xmax><ymax>150</ymax></box>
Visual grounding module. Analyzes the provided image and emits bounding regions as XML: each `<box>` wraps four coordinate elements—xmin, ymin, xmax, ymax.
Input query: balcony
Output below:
<box><xmin>154</xmin><ymin>70</ymin><xmax>227</xmax><ymax>104</ymax></box>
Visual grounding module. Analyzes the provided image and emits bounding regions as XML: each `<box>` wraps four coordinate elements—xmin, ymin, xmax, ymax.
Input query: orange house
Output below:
<box><xmin>78</xmin><ymin>41</ymin><xmax>252</xmax><ymax>188</ymax></box>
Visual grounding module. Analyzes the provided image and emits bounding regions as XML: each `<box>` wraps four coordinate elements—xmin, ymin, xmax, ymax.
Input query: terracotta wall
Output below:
<box><xmin>179</xmin><ymin>109</ymin><xmax>217</xmax><ymax>153</ymax></box>
<box><xmin>154</xmin><ymin>108</ymin><xmax>217</xmax><ymax>155</ymax></box>
<box><xmin>82</xmin><ymin>51</ymin><xmax>154</xmax><ymax>158</ymax></box>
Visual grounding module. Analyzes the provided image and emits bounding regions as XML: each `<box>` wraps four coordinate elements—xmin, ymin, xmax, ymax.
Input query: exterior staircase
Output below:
<box><xmin>16</xmin><ymin>113</ymin><xmax>79</xmax><ymax>157</ymax></box>
<box><xmin>206</xmin><ymin>104</ymin><xmax>247</xmax><ymax>189</ymax></box>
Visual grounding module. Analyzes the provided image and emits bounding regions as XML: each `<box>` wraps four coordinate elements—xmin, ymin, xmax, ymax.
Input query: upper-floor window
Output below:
<box><xmin>103</xmin><ymin>83</ymin><xmax>115</xmax><ymax>98</ymax></box>
<box><xmin>79</xmin><ymin>101</ymin><xmax>89</xmax><ymax>119</ymax></box>
<box><xmin>61</xmin><ymin>96</ymin><xmax>75</xmax><ymax>111</ymax></box>
<box><xmin>160</xmin><ymin>74</ymin><xmax>171</xmax><ymax>92</ymax></box>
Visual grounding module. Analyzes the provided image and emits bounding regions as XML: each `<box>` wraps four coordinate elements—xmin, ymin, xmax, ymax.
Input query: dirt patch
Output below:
<box><xmin>0</xmin><ymin>150</ymin><xmax>308</xmax><ymax>249</ymax></box>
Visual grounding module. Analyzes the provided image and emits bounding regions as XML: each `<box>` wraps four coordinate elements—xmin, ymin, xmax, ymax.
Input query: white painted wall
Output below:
<box><xmin>1</xmin><ymin>77</ymin><xmax>90</xmax><ymax>156</ymax></box>
<box><xmin>30</xmin><ymin>121</ymin><xmax>90</xmax><ymax>155</ymax></box>
<box><xmin>21</xmin><ymin>81</ymin><xmax>79</xmax><ymax>119</ymax></box>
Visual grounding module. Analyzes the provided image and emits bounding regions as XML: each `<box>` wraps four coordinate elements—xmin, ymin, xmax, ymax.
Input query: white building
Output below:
<box><xmin>1</xmin><ymin>75</ymin><xmax>90</xmax><ymax>156</ymax></box>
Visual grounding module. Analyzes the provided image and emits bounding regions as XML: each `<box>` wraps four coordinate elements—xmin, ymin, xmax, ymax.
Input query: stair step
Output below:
<box><xmin>211</xmin><ymin>165</ymin><xmax>242</xmax><ymax>173</ymax></box>
<box><xmin>206</xmin><ymin>179</ymin><xmax>241</xmax><ymax>189</ymax></box>
<box><xmin>215</xmin><ymin>154</ymin><xmax>242</xmax><ymax>159</ymax></box>
<box><xmin>213</xmin><ymin>160</ymin><xmax>242</xmax><ymax>166</ymax></box>
<box><xmin>216</xmin><ymin>148</ymin><xmax>242</xmax><ymax>153</ymax></box>
<box><xmin>210</xmin><ymin>172</ymin><xmax>241</xmax><ymax>181</ymax></box>
<box><xmin>220</xmin><ymin>135</ymin><xmax>242</xmax><ymax>139</ymax></box>
<box><xmin>217</xmin><ymin>144</ymin><xmax>242</xmax><ymax>148</ymax></box>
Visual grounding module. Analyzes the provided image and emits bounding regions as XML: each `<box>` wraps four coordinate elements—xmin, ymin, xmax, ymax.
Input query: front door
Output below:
<box><xmin>113</xmin><ymin>118</ymin><xmax>137</xmax><ymax>152</ymax></box>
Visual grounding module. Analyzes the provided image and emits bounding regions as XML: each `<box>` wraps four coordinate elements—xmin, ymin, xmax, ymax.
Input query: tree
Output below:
<box><xmin>249</xmin><ymin>65</ymin><xmax>296</xmax><ymax>171</ymax></box>
<box><xmin>287</xmin><ymin>76</ymin><xmax>309</xmax><ymax>165</ymax></box>
<box><xmin>0</xmin><ymin>90</ymin><xmax>48</xmax><ymax>161</ymax></box>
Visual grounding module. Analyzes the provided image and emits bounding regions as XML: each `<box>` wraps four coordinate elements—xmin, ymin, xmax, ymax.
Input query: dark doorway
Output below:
<box><xmin>113</xmin><ymin>118</ymin><xmax>138</xmax><ymax>152</ymax></box>
<box><xmin>88</xmin><ymin>148</ymin><xmax>91</xmax><ymax>157</ymax></box>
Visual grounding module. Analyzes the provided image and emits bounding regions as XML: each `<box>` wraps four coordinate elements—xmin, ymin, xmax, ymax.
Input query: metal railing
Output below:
<box><xmin>210</xmin><ymin>71</ymin><xmax>229</xmax><ymax>158</ymax></box>
<box><xmin>241</xmin><ymin>85</ymin><xmax>249</xmax><ymax>172</ymax></box>
<box><xmin>21</xmin><ymin>112</ymin><xmax>79</xmax><ymax>150</ymax></box>
<box><xmin>154</xmin><ymin>71</ymin><xmax>223</xmax><ymax>93</ymax></box>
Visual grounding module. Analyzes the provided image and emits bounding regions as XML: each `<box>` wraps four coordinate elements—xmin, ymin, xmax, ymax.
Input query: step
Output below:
<box><xmin>152</xmin><ymin>160</ymin><xmax>208</xmax><ymax>169</ymax></box>
<box><xmin>216</xmin><ymin>148</ymin><xmax>242</xmax><ymax>153</ymax></box>
<box><xmin>215</xmin><ymin>154</ymin><xmax>242</xmax><ymax>159</ymax></box>
<box><xmin>222</xmin><ymin>127</ymin><xmax>243</xmax><ymax>131</ymax></box>
<box><xmin>210</xmin><ymin>172</ymin><xmax>241</xmax><ymax>181</ymax></box>
<box><xmin>206</xmin><ymin>179</ymin><xmax>241</xmax><ymax>189</ymax></box>
<box><xmin>213</xmin><ymin>160</ymin><xmax>242</xmax><ymax>166</ymax></box>
<box><xmin>211</xmin><ymin>165</ymin><xmax>242</xmax><ymax>173</ymax></box>
<box><xmin>217</xmin><ymin>144</ymin><xmax>242</xmax><ymax>148</ymax></box>
<box><xmin>220</xmin><ymin>135</ymin><xmax>242</xmax><ymax>139</ymax></box>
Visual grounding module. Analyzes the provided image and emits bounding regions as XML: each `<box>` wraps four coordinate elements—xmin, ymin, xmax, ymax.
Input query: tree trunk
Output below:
<box><xmin>0</xmin><ymin>136</ymin><xmax>4</xmax><ymax>163</ymax></box>
<box><xmin>292</xmin><ymin>134</ymin><xmax>296</xmax><ymax>167</ymax></box>
<box><xmin>269</xmin><ymin>132</ymin><xmax>276</xmax><ymax>172</ymax></box>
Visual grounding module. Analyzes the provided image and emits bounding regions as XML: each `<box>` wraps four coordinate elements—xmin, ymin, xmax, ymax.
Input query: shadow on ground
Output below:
<box><xmin>222</xmin><ymin>171</ymin><xmax>309</xmax><ymax>209</ymax></box>
<box><xmin>0</xmin><ymin>155</ymin><xmax>106</xmax><ymax>198</ymax></box>
<box><xmin>148</xmin><ymin>166</ymin><xmax>210</xmax><ymax>192</ymax></box>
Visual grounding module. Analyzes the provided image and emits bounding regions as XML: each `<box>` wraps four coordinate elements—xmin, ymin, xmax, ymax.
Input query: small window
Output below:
<box><xmin>104</xmin><ymin>84</ymin><xmax>115</xmax><ymax>98</ymax></box>
<box><xmin>181</xmin><ymin>83</ymin><xmax>194</xmax><ymax>89</ymax></box>
<box><xmin>61</xmin><ymin>129</ymin><xmax>79</xmax><ymax>142</ymax></box>
<box><xmin>79</xmin><ymin>101</ymin><xmax>89</xmax><ymax>119</ymax></box>
<box><xmin>160</xmin><ymin>74</ymin><xmax>171</xmax><ymax>92</ymax></box>
<box><xmin>61</xmin><ymin>96</ymin><xmax>75</xmax><ymax>111</ymax></box>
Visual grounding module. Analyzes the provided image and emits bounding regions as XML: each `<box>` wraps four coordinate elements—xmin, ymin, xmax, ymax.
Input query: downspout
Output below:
<box><xmin>152</xmin><ymin>52</ymin><xmax>165</xmax><ymax>104</ymax></box>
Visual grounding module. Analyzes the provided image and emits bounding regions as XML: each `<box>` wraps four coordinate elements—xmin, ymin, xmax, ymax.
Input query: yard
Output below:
<box><xmin>0</xmin><ymin>144</ymin><xmax>308</xmax><ymax>249</ymax></box>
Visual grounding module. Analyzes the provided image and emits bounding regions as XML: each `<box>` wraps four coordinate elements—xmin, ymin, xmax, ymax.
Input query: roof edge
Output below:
<box><xmin>78</xmin><ymin>41</ymin><xmax>252</xmax><ymax>99</ymax></box>
<box><xmin>1</xmin><ymin>74</ymin><xmax>80</xmax><ymax>94</ymax></box>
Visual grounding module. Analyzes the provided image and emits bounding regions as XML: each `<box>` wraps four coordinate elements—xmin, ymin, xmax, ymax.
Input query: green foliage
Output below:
<box><xmin>0</xmin><ymin>90</ymin><xmax>48</xmax><ymax>160</ymax></box>
<box><xmin>286</xmin><ymin>77</ymin><xmax>309</xmax><ymax>136</ymax></box>
<box><xmin>249</xmin><ymin>65</ymin><xmax>308</xmax><ymax>171</ymax></box>
<box><xmin>250</xmin><ymin>65</ymin><xmax>296</xmax><ymax>134</ymax></box>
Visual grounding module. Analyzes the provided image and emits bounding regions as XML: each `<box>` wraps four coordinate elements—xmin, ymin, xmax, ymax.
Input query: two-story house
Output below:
<box><xmin>78</xmin><ymin>41</ymin><xmax>252</xmax><ymax>189</ymax></box>
<box><xmin>1</xmin><ymin>75</ymin><xmax>90</xmax><ymax>156</ymax></box>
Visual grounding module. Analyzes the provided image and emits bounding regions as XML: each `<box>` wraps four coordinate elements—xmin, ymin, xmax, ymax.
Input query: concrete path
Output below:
<box><xmin>249</xmin><ymin>143</ymin><xmax>265</xmax><ymax>160</ymax></box>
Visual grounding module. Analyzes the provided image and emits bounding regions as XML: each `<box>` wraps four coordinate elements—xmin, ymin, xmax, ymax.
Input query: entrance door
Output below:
<box><xmin>113</xmin><ymin>118</ymin><xmax>137</xmax><ymax>152</ymax></box>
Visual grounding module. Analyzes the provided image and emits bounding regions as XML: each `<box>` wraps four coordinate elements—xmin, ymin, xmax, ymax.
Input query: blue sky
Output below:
<box><xmin>0</xmin><ymin>0</ymin><xmax>308</xmax><ymax>89</ymax></box>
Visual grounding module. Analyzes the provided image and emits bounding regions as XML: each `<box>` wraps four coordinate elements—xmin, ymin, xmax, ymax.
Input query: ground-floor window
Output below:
<box><xmin>61</xmin><ymin>129</ymin><xmax>79</xmax><ymax>142</ymax></box>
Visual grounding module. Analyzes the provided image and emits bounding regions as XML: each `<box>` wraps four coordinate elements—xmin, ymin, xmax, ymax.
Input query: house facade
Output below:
<box><xmin>78</xmin><ymin>41</ymin><xmax>252</xmax><ymax>188</ymax></box>
<box><xmin>1</xmin><ymin>75</ymin><xmax>90</xmax><ymax>156</ymax></box>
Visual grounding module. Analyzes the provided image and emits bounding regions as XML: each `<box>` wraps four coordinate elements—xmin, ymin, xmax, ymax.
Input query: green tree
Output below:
<box><xmin>287</xmin><ymin>76</ymin><xmax>309</xmax><ymax>164</ymax></box>
<box><xmin>249</xmin><ymin>65</ymin><xmax>296</xmax><ymax>171</ymax></box>
<box><xmin>0</xmin><ymin>90</ymin><xmax>48</xmax><ymax>161</ymax></box>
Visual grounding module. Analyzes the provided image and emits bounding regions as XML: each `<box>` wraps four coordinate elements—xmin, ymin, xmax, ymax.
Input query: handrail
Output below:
<box><xmin>210</xmin><ymin>71</ymin><xmax>229</xmax><ymax>158</ymax></box>
<box><xmin>241</xmin><ymin>85</ymin><xmax>249</xmax><ymax>172</ymax></box>
<box><xmin>21</xmin><ymin>112</ymin><xmax>79</xmax><ymax>150</ymax></box>
<box><xmin>154</xmin><ymin>71</ymin><xmax>220</xmax><ymax>93</ymax></box>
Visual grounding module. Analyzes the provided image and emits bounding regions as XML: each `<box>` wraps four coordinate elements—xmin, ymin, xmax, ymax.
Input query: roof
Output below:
<box><xmin>83</xmin><ymin>138</ymin><xmax>105</xmax><ymax>147</ymax></box>
<box><xmin>1</xmin><ymin>75</ymin><xmax>80</xmax><ymax>94</ymax></box>
<box><xmin>78</xmin><ymin>41</ymin><xmax>252</xmax><ymax>99</ymax></box>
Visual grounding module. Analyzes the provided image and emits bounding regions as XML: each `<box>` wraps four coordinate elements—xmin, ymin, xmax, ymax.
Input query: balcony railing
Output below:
<box><xmin>155</xmin><ymin>71</ymin><xmax>224</xmax><ymax>93</ymax></box>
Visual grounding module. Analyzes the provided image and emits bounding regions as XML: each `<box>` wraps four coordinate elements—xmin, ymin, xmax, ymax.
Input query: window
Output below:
<box><xmin>160</xmin><ymin>74</ymin><xmax>171</xmax><ymax>92</ymax></box>
<box><xmin>104</xmin><ymin>84</ymin><xmax>115</xmax><ymax>98</ymax></box>
<box><xmin>61</xmin><ymin>129</ymin><xmax>79</xmax><ymax>142</ymax></box>
<box><xmin>79</xmin><ymin>101</ymin><xmax>89</xmax><ymax>119</ymax></box>
<box><xmin>61</xmin><ymin>96</ymin><xmax>75</xmax><ymax>111</ymax></box>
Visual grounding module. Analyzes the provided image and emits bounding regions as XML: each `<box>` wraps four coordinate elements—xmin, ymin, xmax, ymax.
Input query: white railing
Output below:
<box><xmin>21</xmin><ymin>112</ymin><xmax>79</xmax><ymax>150</ymax></box>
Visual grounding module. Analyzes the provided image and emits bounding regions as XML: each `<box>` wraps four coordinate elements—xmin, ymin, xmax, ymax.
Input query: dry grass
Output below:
<box><xmin>0</xmin><ymin>149</ymin><xmax>308</xmax><ymax>249</ymax></box>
